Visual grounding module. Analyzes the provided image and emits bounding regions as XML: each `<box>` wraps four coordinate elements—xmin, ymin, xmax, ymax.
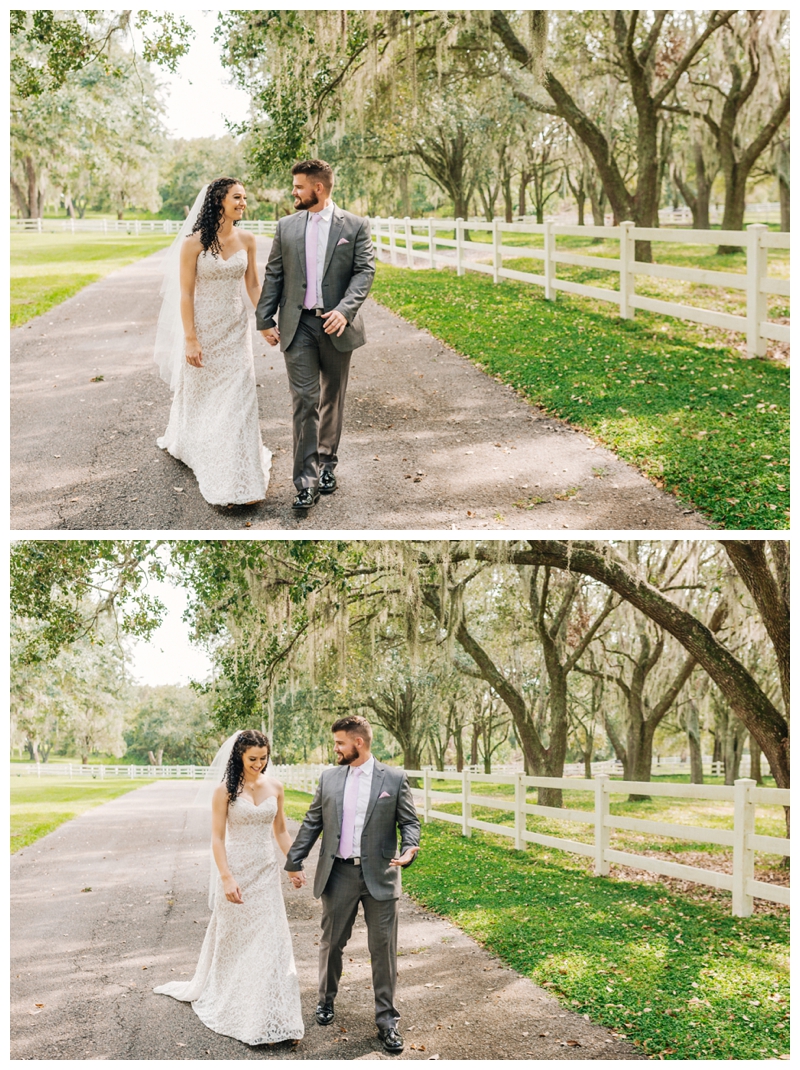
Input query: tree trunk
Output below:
<box><xmin>470</xmin><ymin>724</ymin><xmax>479</xmax><ymax>766</ymax></box>
<box><xmin>25</xmin><ymin>156</ymin><xmax>38</xmax><ymax>218</ymax></box>
<box><xmin>749</xmin><ymin>733</ymin><xmax>763</xmax><ymax>785</ymax></box>
<box><xmin>455</xmin><ymin>729</ymin><xmax>464</xmax><ymax>772</ymax></box>
<box><xmin>398</xmin><ymin>169</ymin><xmax>411</xmax><ymax>218</ymax></box>
<box><xmin>502</xmin><ymin>173</ymin><xmax>513</xmax><ymax>223</ymax></box>
<box><xmin>686</xmin><ymin>701</ymin><xmax>704</xmax><ymax>784</ymax></box>
<box><xmin>778</xmin><ymin>172</ymin><xmax>789</xmax><ymax>232</ymax></box>
<box><xmin>25</xmin><ymin>738</ymin><xmax>40</xmax><ymax>762</ymax></box>
<box><xmin>518</xmin><ymin>171</ymin><xmax>530</xmax><ymax>218</ymax></box>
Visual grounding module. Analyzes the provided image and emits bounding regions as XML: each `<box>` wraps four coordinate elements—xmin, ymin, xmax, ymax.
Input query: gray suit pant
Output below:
<box><xmin>319</xmin><ymin>861</ymin><xmax>399</xmax><ymax>1030</ymax></box>
<box><xmin>283</xmin><ymin>315</ymin><xmax>352</xmax><ymax>491</ymax></box>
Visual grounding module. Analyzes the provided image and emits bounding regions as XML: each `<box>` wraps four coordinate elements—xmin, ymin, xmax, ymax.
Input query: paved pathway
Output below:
<box><xmin>10</xmin><ymin>238</ymin><xmax>708</xmax><ymax>530</ymax></box>
<box><xmin>11</xmin><ymin>782</ymin><xmax>639</xmax><ymax>1060</ymax></box>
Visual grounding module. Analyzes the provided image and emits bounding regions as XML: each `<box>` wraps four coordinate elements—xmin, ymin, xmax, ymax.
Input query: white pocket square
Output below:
<box><xmin>337</xmin><ymin>237</ymin><xmax>349</xmax><ymax>246</ymax></box>
<box><xmin>378</xmin><ymin>790</ymin><xmax>391</xmax><ymax>799</ymax></box>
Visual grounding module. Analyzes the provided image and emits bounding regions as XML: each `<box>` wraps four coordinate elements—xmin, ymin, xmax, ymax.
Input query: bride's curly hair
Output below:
<box><xmin>224</xmin><ymin>729</ymin><xmax>271</xmax><ymax>801</ymax></box>
<box><xmin>192</xmin><ymin>177</ymin><xmax>243</xmax><ymax>257</ymax></box>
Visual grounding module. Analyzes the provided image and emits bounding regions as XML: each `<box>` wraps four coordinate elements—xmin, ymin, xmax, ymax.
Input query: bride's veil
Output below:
<box><xmin>153</xmin><ymin>185</ymin><xmax>208</xmax><ymax>392</ymax></box>
<box><xmin>195</xmin><ymin>728</ymin><xmax>240</xmax><ymax>909</ymax></box>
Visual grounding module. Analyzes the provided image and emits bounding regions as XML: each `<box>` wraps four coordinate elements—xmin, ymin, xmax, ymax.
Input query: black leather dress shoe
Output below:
<box><xmin>378</xmin><ymin>1025</ymin><xmax>404</xmax><ymax>1053</ymax></box>
<box><xmin>292</xmin><ymin>487</ymin><xmax>320</xmax><ymax>510</ymax></box>
<box><xmin>319</xmin><ymin>469</ymin><xmax>337</xmax><ymax>494</ymax></box>
<box><xmin>315</xmin><ymin>1001</ymin><xmax>335</xmax><ymax>1025</ymax></box>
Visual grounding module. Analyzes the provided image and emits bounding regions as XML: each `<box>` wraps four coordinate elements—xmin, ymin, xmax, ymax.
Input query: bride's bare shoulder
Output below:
<box><xmin>182</xmin><ymin>232</ymin><xmax>204</xmax><ymax>252</ymax></box>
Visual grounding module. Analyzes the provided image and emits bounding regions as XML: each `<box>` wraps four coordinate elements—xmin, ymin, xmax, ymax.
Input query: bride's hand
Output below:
<box><xmin>185</xmin><ymin>338</ymin><xmax>203</xmax><ymax>368</ymax></box>
<box><xmin>222</xmin><ymin>875</ymin><xmax>244</xmax><ymax>904</ymax></box>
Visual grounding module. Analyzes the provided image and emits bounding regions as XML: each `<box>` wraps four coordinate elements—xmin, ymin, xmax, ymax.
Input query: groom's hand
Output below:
<box><xmin>321</xmin><ymin>310</ymin><xmax>348</xmax><ymax>337</ymax></box>
<box><xmin>261</xmin><ymin>327</ymin><xmax>280</xmax><ymax>346</ymax></box>
<box><xmin>389</xmin><ymin>846</ymin><xmax>420</xmax><ymax>868</ymax></box>
<box><xmin>288</xmin><ymin>870</ymin><xmax>306</xmax><ymax>888</ymax></box>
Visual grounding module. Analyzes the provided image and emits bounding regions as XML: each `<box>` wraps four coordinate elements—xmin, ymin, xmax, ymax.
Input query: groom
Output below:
<box><xmin>256</xmin><ymin>160</ymin><xmax>376</xmax><ymax>511</ymax></box>
<box><xmin>285</xmin><ymin>715</ymin><xmax>420</xmax><ymax>1053</ymax></box>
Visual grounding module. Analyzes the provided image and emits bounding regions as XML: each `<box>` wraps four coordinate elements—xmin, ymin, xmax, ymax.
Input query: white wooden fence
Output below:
<box><xmin>12</xmin><ymin>218</ymin><xmax>279</xmax><ymax>235</ymax></box>
<box><xmin>370</xmin><ymin>216</ymin><xmax>789</xmax><ymax>359</ymax></box>
<box><xmin>10</xmin><ymin>761</ymin><xmax>323</xmax><ymax>787</ymax></box>
<box><xmin>404</xmin><ymin>769</ymin><xmax>789</xmax><ymax>918</ymax></box>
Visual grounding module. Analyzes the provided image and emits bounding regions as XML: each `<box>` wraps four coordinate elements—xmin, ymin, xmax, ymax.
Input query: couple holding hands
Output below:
<box><xmin>154</xmin><ymin>716</ymin><xmax>420</xmax><ymax>1053</ymax></box>
<box><xmin>154</xmin><ymin>159</ymin><xmax>375</xmax><ymax>512</ymax></box>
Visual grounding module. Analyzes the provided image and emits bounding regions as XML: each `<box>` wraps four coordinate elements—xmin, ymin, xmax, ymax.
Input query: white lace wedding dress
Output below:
<box><xmin>157</xmin><ymin>248</ymin><xmax>272</xmax><ymax>505</ymax></box>
<box><xmin>154</xmin><ymin>796</ymin><xmax>305</xmax><ymax>1046</ymax></box>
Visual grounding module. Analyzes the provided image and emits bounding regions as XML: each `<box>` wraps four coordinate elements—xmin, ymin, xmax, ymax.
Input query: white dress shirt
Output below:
<box><xmin>338</xmin><ymin>755</ymin><xmax>374</xmax><ymax>858</ymax></box>
<box><xmin>305</xmin><ymin>201</ymin><xmax>335</xmax><ymax>308</ymax></box>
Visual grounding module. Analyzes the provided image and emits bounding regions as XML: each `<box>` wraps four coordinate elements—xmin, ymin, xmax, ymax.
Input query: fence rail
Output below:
<box><xmin>12</xmin><ymin>218</ymin><xmax>279</xmax><ymax>235</ymax></box>
<box><xmin>370</xmin><ymin>216</ymin><xmax>789</xmax><ymax>358</ymax></box>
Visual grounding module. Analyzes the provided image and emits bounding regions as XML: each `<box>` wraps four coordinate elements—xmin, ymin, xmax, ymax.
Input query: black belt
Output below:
<box><xmin>301</xmin><ymin>307</ymin><xmax>324</xmax><ymax>317</ymax></box>
<box><xmin>334</xmin><ymin>856</ymin><xmax>361</xmax><ymax>865</ymax></box>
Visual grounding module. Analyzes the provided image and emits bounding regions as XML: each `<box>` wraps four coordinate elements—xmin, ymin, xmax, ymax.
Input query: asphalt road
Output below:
<box><xmin>11</xmin><ymin>782</ymin><xmax>640</xmax><ymax>1060</ymax></box>
<box><xmin>10</xmin><ymin>237</ymin><xmax>708</xmax><ymax>531</ymax></box>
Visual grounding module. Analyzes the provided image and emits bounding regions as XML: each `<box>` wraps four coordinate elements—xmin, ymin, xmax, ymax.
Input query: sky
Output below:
<box><xmin>127</xmin><ymin>577</ymin><xmax>214</xmax><ymax>688</ymax></box>
<box><xmin>147</xmin><ymin>10</ymin><xmax>252</xmax><ymax>140</ymax></box>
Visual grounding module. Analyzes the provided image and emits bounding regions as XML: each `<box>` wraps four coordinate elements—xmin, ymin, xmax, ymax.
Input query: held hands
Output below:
<box><xmin>185</xmin><ymin>338</ymin><xmax>203</xmax><ymax>368</ymax></box>
<box><xmin>321</xmin><ymin>310</ymin><xmax>347</xmax><ymax>337</ymax></box>
<box><xmin>222</xmin><ymin>875</ymin><xmax>243</xmax><ymax>904</ymax></box>
<box><xmin>389</xmin><ymin>846</ymin><xmax>420</xmax><ymax>868</ymax></box>
<box><xmin>287</xmin><ymin>870</ymin><xmax>306</xmax><ymax>889</ymax></box>
<box><xmin>260</xmin><ymin>327</ymin><xmax>280</xmax><ymax>346</ymax></box>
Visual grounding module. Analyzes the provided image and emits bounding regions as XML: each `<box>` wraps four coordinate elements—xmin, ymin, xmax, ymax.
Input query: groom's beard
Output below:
<box><xmin>335</xmin><ymin>745</ymin><xmax>358</xmax><ymax>765</ymax></box>
<box><xmin>293</xmin><ymin>190</ymin><xmax>319</xmax><ymax>211</ymax></box>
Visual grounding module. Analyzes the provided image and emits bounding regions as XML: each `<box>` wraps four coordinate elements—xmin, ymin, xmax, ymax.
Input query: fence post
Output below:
<box><xmin>543</xmin><ymin>221</ymin><xmax>554</xmax><ymax>300</ymax></box>
<box><xmin>746</xmin><ymin>224</ymin><xmax>768</xmax><ymax>357</ymax></box>
<box><xmin>423</xmin><ymin>768</ymin><xmax>431</xmax><ymax>823</ymax></box>
<box><xmin>492</xmin><ymin>217</ymin><xmax>501</xmax><ymax>284</ymax></box>
<box><xmin>99</xmin><ymin>764</ymin><xmax>105</xmax><ymax>780</ymax></box>
<box><xmin>514</xmin><ymin>772</ymin><xmax>525</xmax><ymax>849</ymax></box>
<box><xmin>594</xmin><ymin>773</ymin><xmax>610</xmax><ymax>876</ymax></box>
<box><xmin>38</xmin><ymin>218</ymin><xmax>43</xmax><ymax>233</ymax></box>
<box><xmin>404</xmin><ymin>216</ymin><xmax>413</xmax><ymax>268</ymax></box>
<box><xmin>373</xmin><ymin>217</ymin><xmax>381</xmax><ymax>259</ymax></box>
<box><xmin>455</xmin><ymin>217</ymin><xmax>464</xmax><ymax>277</ymax></box>
<box><xmin>428</xmin><ymin>218</ymin><xmax>435</xmax><ymax>268</ymax></box>
<box><xmin>388</xmin><ymin>217</ymin><xmax>397</xmax><ymax>265</ymax></box>
<box><xmin>619</xmin><ymin>220</ymin><xmax>635</xmax><ymax>319</ymax></box>
<box><xmin>462</xmin><ymin>768</ymin><xmax>472</xmax><ymax>837</ymax></box>
<box><xmin>732</xmin><ymin>777</ymin><xmax>756</xmax><ymax>917</ymax></box>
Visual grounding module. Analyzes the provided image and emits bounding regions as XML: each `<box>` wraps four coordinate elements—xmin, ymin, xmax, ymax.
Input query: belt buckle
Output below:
<box><xmin>352</xmin><ymin>856</ymin><xmax>361</xmax><ymax>865</ymax></box>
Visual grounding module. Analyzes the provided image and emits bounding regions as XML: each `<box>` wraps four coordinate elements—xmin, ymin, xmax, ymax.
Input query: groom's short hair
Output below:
<box><xmin>292</xmin><ymin>158</ymin><xmax>334</xmax><ymax>191</ymax></box>
<box><xmin>331</xmin><ymin>714</ymin><xmax>373</xmax><ymax>746</ymax></box>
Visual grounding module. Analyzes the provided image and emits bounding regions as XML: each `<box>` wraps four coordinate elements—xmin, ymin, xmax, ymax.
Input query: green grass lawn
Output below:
<box><xmin>10</xmin><ymin>232</ymin><xmax>174</xmax><ymax>327</ymax></box>
<box><xmin>371</xmin><ymin>262</ymin><xmax>789</xmax><ymax>529</ymax></box>
<box><xmin>10</xmin><ymin>776</ymin><xmax>156</xmax><ymax>852</ymax></box>
<box><xmin>403</xmin><ymin>822</ymin><xmax>789</xmax><ymax>1060</ymax></box>
<box><xmin>281</xmin><ymin>785</ymin><xmax>788</xmax><ymax>1058</ymax></box>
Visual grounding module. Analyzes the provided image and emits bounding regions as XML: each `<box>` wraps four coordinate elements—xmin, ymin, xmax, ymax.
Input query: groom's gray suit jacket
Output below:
<box><xmin>255</xmin><ymin>207</ymin><xmax>376</xmax><ymax>353</ymax></box>
<box><xmin>284</xmin><ymin>762</ymin><xmax>421</xmax><ymax>901</ymax></box>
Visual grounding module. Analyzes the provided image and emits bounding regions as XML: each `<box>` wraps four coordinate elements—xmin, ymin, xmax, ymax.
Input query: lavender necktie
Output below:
<box><xmin>338</xmin><ymin>766</ymin><xmax>363</xmax><ymax>858</ymax></box>
<box><xmin>304</xmin><ymin>212</ymin><xmax>321</xmax><ymax>309</ymax></box>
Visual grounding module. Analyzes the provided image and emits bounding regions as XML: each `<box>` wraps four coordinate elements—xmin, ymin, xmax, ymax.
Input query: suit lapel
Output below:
<box><xmin>362</xmin><ymin>761</ymin><xmax>385</xmax><ymax>831</ymax></box>
<box><xmin>295</xmin><ymin>210</ymin><xmax>309</xmax><ymax>283</ymax></box>
<box><xmin>332</xmin><ymin>763</ymin><xmax>349</xmax><ymax>842</ymax></box>
<box><xmin>323</xmin><ymin>209</ymin><xmax>345</xmax><ymax>278</ymax></box>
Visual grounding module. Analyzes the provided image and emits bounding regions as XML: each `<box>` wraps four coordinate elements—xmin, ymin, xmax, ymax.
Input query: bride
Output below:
<box><xmin>154</xmin><ymin>730</ymin><xmax>304</xmax><ymax>1046</ymax></box>
<box><xmin>154</xmin><ymin>178</ymin><xmax>272</xmax><ymax>506</ymax></box>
